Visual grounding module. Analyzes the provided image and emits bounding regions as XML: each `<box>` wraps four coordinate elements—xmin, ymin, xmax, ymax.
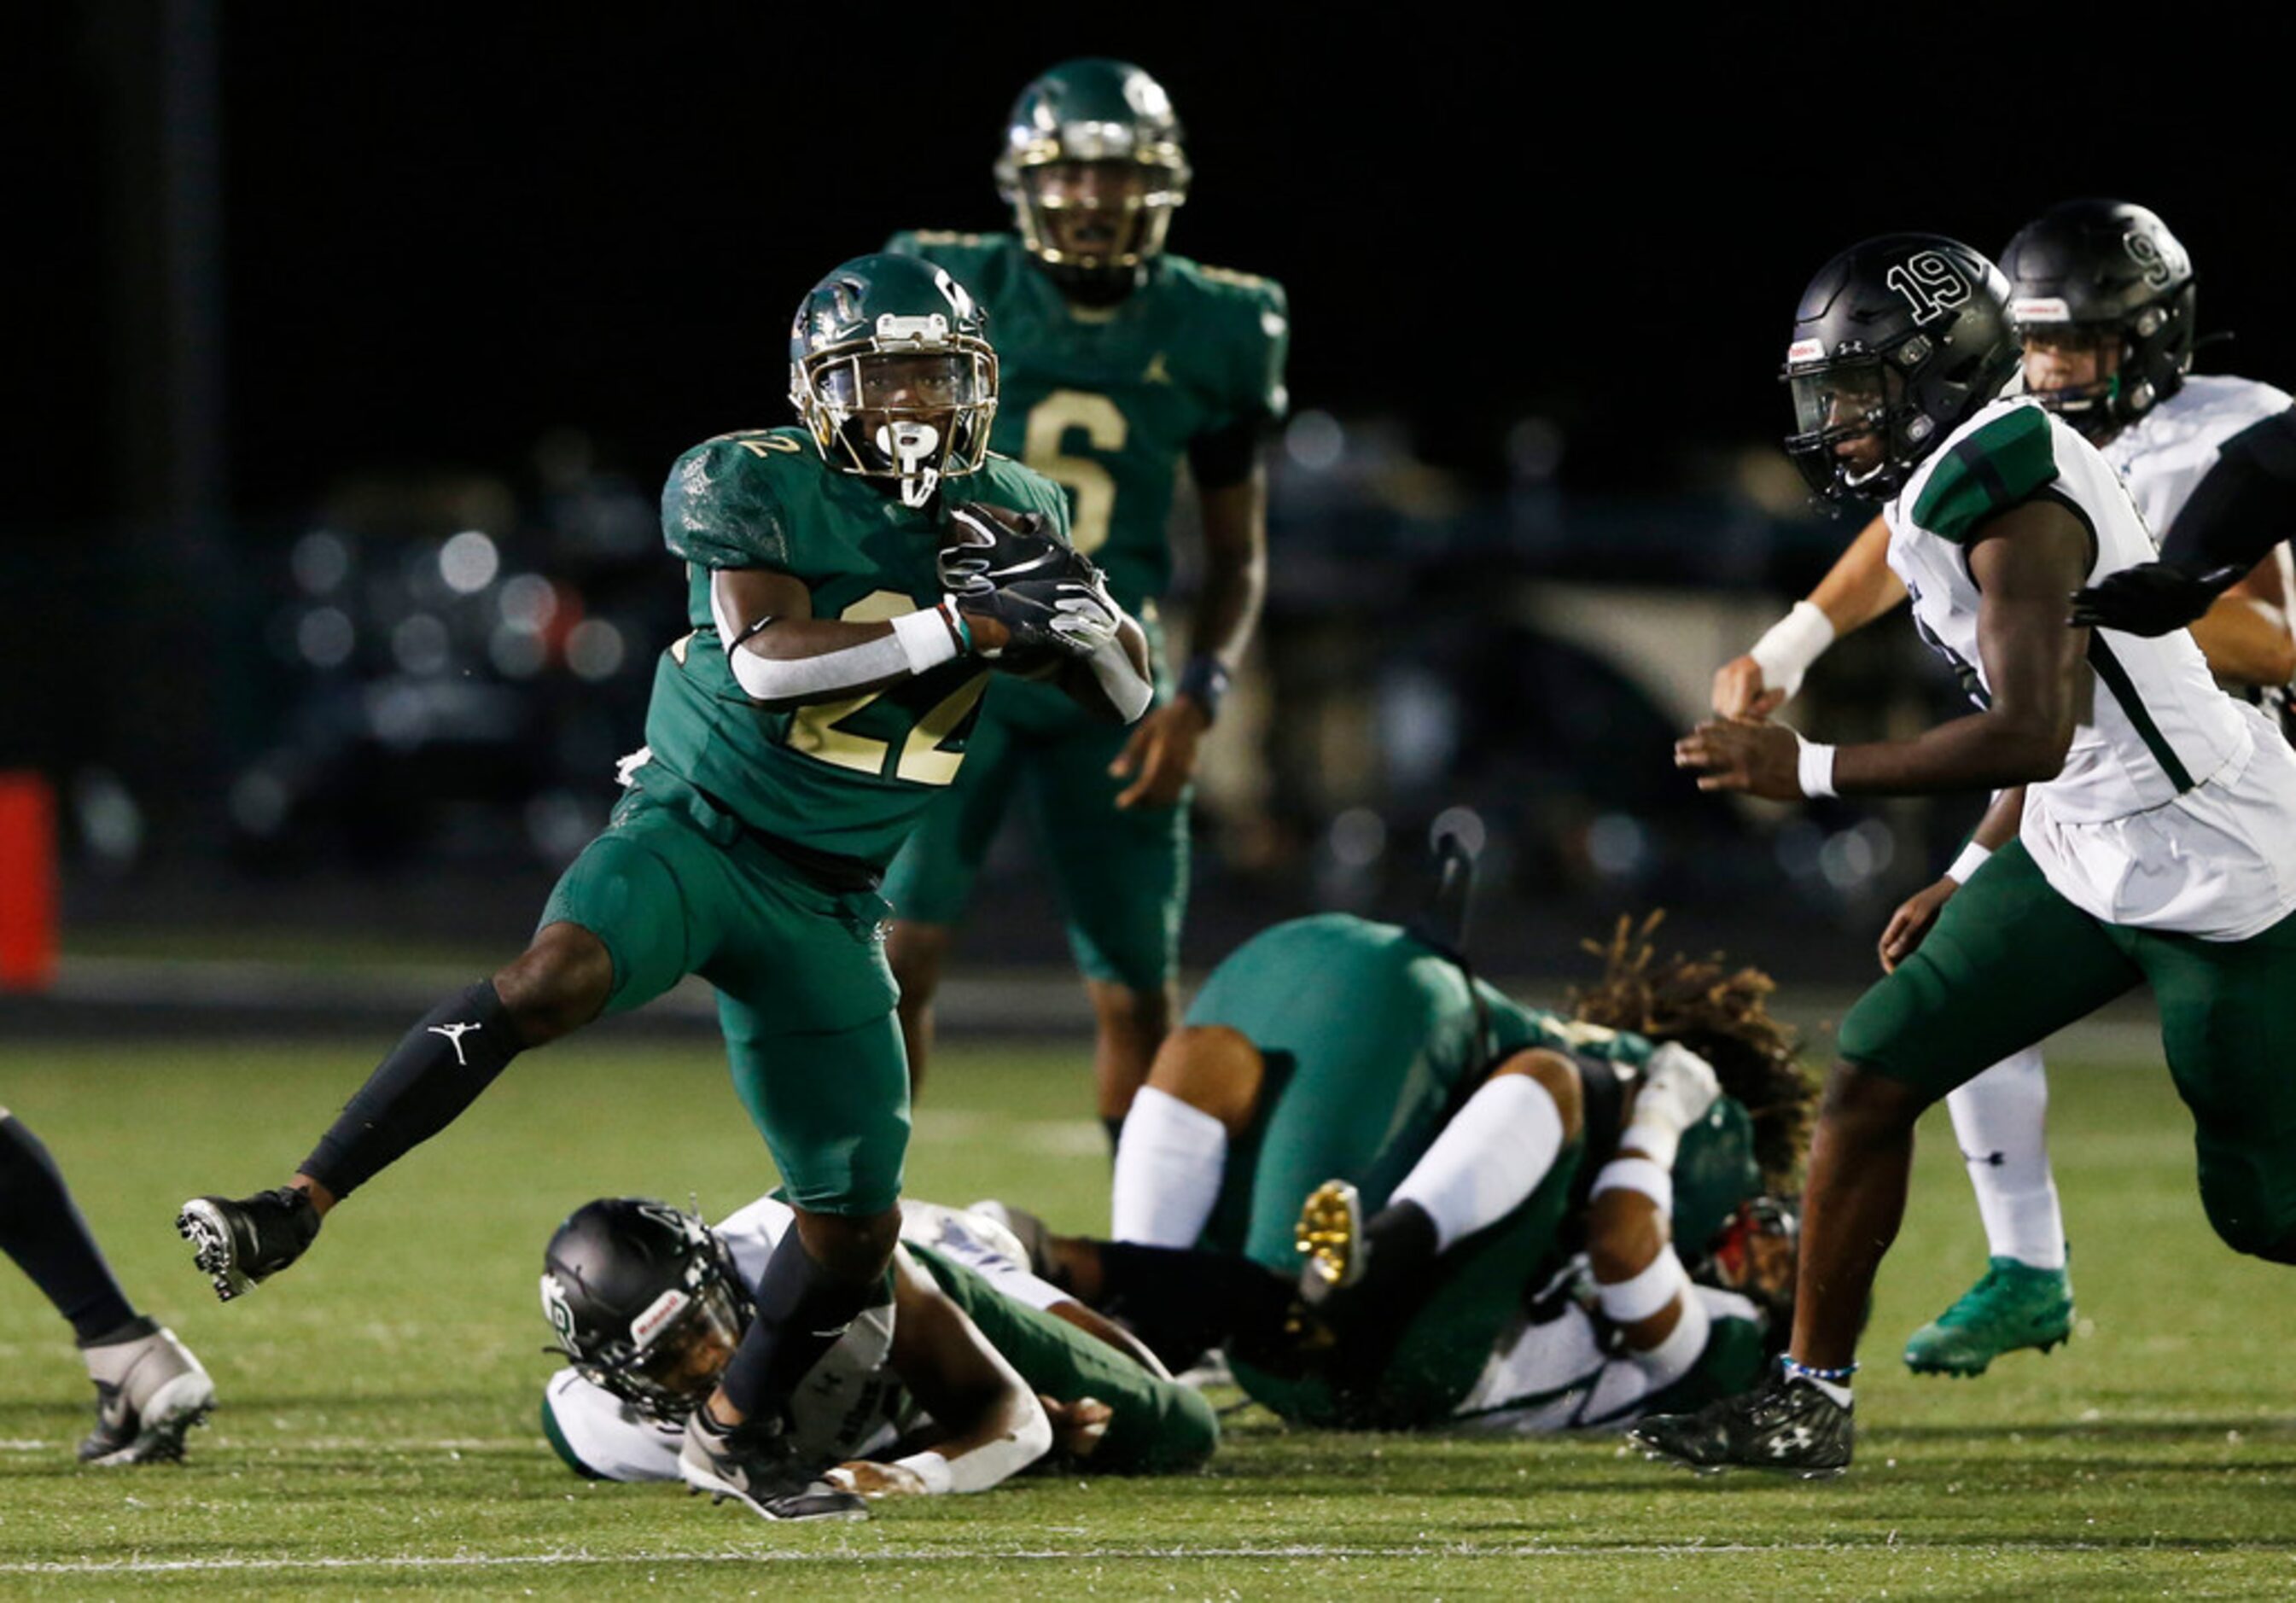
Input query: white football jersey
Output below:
<box><xmin>1451</xmin><ymin>1285</ymin><xmax>1762</xmax><ymax>1432</ymax></box>
<box><xmin>1884</xmin><ymin>395</ymin><xmax>2296</xmax><ymax>937</ymax></box>
<box><xmin>2101</xmin><ymin>373</ymin><xmax>2296</xmax><ymax>538</ymax></box>
<box><xmin>540</xmin><ymin>1198</ymin><xmax>1069</xmax><ymax>1484</ymax></box>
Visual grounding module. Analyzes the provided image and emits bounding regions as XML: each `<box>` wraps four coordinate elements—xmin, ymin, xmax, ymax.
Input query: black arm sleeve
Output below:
<box><xmin>2159</xmin><ymin>408</ymin><xmax>2296</xmax><ymax>574</ymax></box>
<box><xmin>1186</xmin><ymin>417</ymin><xmax>1266</xmax><ymax>492</ymax></box>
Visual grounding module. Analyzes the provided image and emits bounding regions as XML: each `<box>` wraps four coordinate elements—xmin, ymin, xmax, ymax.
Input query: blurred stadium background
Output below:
<box><xmin>26</xmin><ymin>9</ymin><xmax>2296</xmax><ymax>1017</ymax></box>
<box><xmin>9</xmin><ymin>6</ymin><xmax>2296</xmax><ymax>1594</ymax></box>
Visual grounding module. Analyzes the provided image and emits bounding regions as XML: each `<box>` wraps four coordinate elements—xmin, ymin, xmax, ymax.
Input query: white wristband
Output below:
<box><xmin>1748</xmin><ymin>600</ymin><xmax>1836</xmax><ymax>701</ymax></box>
<box><xmin>1795</xmin><ymin>735</ymin><xmax>1839</xmax><ymax>799</ymax></box>
<box><xmin>891</xmin><ymin>1450</ymin><xmax>954</xmax><ymax>1495</ymax></box>
<box><xmin>1590</xmin><ymin>1155</ymin><xmax>1674</xmax><ymax>1215</ymax></box>
<box><xmin>889</xmin><ymin>601</ymin><xmax>965</xmax><ymax>676</ymax></box>
<box><xmin>1946</xmin><ymin>842</ymin><xmax>1992</xmax><ymax>884</ymax></box>
<box><xmin>1598</xmin><ymin>1245</ymin><xmax>1693</xmax><ymax>1325</ymax></box>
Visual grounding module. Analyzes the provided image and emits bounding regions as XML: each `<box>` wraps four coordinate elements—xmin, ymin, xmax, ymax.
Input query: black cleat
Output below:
<box><xmin>1628</xmin><ymin>1367</ymin><xmax>1856</xmax><ymax>1478</ymax></box>
<box><xmin>177</xmin><ymin>1186</ymin><xmax>322</xmax><ymax>1302</ymax></box>
<box><xmin>78</xmin><ymin>1327</ymin><xmax>217</xmax><ymax>1465</ymax></box>
<box><xmin>678</xmin><ymin>1408</ymin><xmax>866</xmax><ymax>1523</ymax></box>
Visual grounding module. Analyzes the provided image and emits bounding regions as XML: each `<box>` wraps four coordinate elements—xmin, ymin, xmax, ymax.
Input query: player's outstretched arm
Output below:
<box><xmin>2072</xmin><ymin>411</ymin><xmax>2296</xmax><ymax>635</ymax></box>
<box><xmin>1878</xmin><ymin>788</ymin><xmax>2025</xmax><ymax>974</ymax></box>
<box><xmin>1712</xmin><ymin>514</ymin><xmax>1906</xmax><ymax>717</ymax></box>
<box><xmin>2188</xmin><ymin>563</ymin><xmax>2296</xmax><ymax>688</ymax></box>
<box><xmin>1110</xmin><ymin>452</ymin><xmax>1267</xmax><ymax>806</ymax></box>
<box><xmin>829</xmin><ymin>1250</ymin><xmax>1052</xmax><ymax>1498</ymax></box>
<box><xmin>1585</xmin><ymin>1047</ymin><xmax>1721</xmax><ymax>1365</ymax></box>
<box><xmin>1679</xmin><ymin>500</ymin><xmax>2088</xmax><ymax>801</ymax></box>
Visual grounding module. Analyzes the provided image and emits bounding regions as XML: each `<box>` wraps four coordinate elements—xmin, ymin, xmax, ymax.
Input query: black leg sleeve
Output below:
<box><xmin>1095</xmin><ymin>1241</ymin><xmax>1299</xmax><ymax>1376</ymax></box>
<box><xmin>714</xmin><ymin>1228</ymin><xmax>889</xmax><ymax>1421</ymax></box>
<box><xmin>300</xmin><ymin>982</ymin><xmax>526</xmax><ymax>1198</ymax></box>
<box><xmin>0</xmin><ymin>1114</ymin><xmax>140</xmax><ymax>1344</ymax></box>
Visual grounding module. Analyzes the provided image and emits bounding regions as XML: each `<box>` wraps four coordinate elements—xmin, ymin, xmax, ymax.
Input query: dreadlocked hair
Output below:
<box><xmin>1569</xmin><ymin>912</ymin><xmax>1817</xmax><ymax>1190</ymax></box>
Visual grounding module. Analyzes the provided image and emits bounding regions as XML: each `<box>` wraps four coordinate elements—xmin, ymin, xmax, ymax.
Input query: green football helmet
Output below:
<box><xmin>788</xmin><ymin>253</ymin><xmax>999</xmax><ymax>508</ymax></box>
<box><xmin>994</xmin><ymin>58</ymin><xmax>1191</xmax><ymax>285</ymax></box>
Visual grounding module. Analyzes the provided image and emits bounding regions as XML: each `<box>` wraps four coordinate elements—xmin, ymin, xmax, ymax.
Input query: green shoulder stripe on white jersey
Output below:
<box><xmin>1910</xmin><ymin>405</ymin><xmax>2060</xmax><ymax>543</ymax></box>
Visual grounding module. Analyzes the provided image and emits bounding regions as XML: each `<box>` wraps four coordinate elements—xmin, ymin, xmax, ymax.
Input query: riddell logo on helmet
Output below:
<box><xmin>2012</xmin><ymin>297</ymin><xmax>2072</xmax><ymax>324</ymax></box>
<box><xmin>631</xmin><ymin>1289</ymin><xmax>691</xmax><ymax>1349</ymax></box>
<box><xmin>1786</xmin><ymin>338</ymin><xmax>1826</xmax><ymax>365</ymax></box>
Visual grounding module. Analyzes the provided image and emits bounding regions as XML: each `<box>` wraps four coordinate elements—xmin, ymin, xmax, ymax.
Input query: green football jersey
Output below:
<box><xmin>643</xmin><ymin>426</ymin><xmax>1071</xmax><ymax>868</ymax></box>
<box><xmin>883</xmin><ymin>230</ymin><xmax>1289</xmax><ymax>613</ymax></box>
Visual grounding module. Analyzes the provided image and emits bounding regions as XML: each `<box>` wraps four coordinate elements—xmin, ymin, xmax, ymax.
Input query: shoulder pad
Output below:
<box><xmin>1910</xmin><ymin>405</ymin><xmax>2060</xmax><ymax>543</ymax></box>
<box><xmin>662</xmin><ymin>431</ymin><xmax>812</xmax><ymax>569</ymax></box>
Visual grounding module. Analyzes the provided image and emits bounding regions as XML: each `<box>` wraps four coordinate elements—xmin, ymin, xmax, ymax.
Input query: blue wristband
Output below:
<box><xmin>1177</xmin><ymin>656</ymin><xmax>1231</xmax><ymax>723</ymax></box>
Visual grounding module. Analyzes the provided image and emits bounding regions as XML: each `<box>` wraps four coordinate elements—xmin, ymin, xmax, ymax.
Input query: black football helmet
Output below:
<box><xmin>1782</xmin><ymin>234</ymin><xmax>2023</xmax><ymax>504</ymax></box>
<box><xmin>2001</xmin><ymin>199</ymin><xmax>2195</xmax><ymax>436</ymax></box>
<box><xmin>539</xmin><ymin>1198</ymin><xmax>753</xmax><ymax>1421</ymax></box>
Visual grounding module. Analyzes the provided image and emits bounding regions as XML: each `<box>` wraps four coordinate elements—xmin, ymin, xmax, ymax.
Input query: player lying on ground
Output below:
<box><xmin>176</xmin><ymin>253</ymin><xmax>1152</xmax><ymax>1523</ymax></box>
<box><xmin>1656</xmin><ymin>232</ymin><xmax>2296</xmax><ymax>1477</ymax></box>
<box><xmin>1710</xmin><ymin>201</ymin><xmax>2296</xmax><ymax>1380</ymax></box>
<box><xmin>992</xmin><ymin>911</ymin><xmax>1814</xmax><ymax>1430</ymax></box>
<box><xmin>0</xmin><ymin>1108</ymin><xmax>214</xmax><ymax>1464</ymax></box>
<box><xmin>538</xmin><ymin>1198</ymin><xmax>1215</xmax><ymax>1500</ymax></box>
<box><xmin>886</xmin><ymin>58</ymin><xmax>1288</xmax><ymax>1145</ymax></box>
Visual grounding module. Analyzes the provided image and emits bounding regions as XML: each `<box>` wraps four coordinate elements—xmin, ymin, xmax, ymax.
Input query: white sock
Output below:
<box><xmin>1389</xmin><ymin>1073</ymin><xmax>1565</xmax><ymax>1252</ymax></box>
<box><xmin>1945</xmin><ymin>1047</ymin><xmax>2066</xmax><ymax>1270</ymax></box>
<box><xmin>1110</xmin><ymin>1087</ymin><xmax>1227</xmax><ymax>1246</ymax></box>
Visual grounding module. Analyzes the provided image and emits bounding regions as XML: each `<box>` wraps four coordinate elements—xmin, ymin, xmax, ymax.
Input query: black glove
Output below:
<box><xmin>940</xmin><ymin>503</ymin><xmax>1092</xmax><ymax>596</ymax></box>
<box><xmin>962</xmin><ymin>574</ymin><xmax>1121</xmax><ymax>661</ymax></box>
<box><xmin>2067</xmin><ymin>560</ymin><xmax>2248</xmax><ymax>635</ymax></box>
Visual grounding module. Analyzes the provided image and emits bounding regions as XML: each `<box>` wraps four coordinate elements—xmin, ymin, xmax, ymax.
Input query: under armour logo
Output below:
<box><xmin>428</xmin><ymin>1023</ymin><xmax>483</xmax><ymax>1066</ymax></box>
<box><xmin>1770</xmin><ymin>1425</ymin><xmax>1815</xmax><ymax>1457</ymax></box>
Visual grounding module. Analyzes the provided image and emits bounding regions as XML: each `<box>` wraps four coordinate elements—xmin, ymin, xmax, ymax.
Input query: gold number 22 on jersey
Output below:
<box><xmin>787</xmin><ymin>592</ymin><xmax>988</xmax><ymax>784</ymax></box>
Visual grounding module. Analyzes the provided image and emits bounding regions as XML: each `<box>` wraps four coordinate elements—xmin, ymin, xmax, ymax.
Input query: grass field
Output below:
<box><xmin>1</xmin><ymin>1034</ymin><xmax>2290</xmax><ymax>1599</ymax></box>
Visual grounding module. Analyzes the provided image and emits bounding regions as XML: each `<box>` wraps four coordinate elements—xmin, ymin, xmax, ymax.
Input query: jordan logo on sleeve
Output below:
<box><xmin>428</xmin><ymin>1023</ymin><xmax>483</xmax><ymax>1066</ymax></box>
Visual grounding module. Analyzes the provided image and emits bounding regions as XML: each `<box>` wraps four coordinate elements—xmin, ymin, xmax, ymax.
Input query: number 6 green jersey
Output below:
<box><xmin>885</xmin><ymin>230</ymin><xmax>1289</xmax><ymax>614</ymax></box>
<box><xmin>643</xmin><ymin>425</ymin><xmax>1073</xmax><ymax>869</ymax></box>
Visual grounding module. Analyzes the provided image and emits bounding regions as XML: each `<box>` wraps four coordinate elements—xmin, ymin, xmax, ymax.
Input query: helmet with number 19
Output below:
<box><xmin>1781</xmin><ymin>234</ymin><xmax>2023</xmax><ymax>504</ymax></box>
<box><xmin>789</xmin><ymin>253</ymin><xmax>999</xmax><ymax>509</ymax></box>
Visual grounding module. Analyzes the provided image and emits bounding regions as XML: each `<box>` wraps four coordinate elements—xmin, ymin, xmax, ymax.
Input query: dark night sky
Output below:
<box><xmin>25</xmin><ymin>8</ymin><xmax>2296</xmax><ymax>522</ymax></box>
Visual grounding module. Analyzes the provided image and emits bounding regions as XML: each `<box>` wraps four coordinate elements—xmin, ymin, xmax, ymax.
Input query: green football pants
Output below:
<box><xmin>539</xmin><ymin>768</ymin><xmax>908</xmax><ymax>1216</ymax></box>
<box><xmin>1839</xmin><ymin>838</ymin><xmax>2296</xmax><ymax>1262</ymax></box>
<box><xmin>883</xmin><ymin>683</ymin><xmax>1187</xmax><ymax>993</ymax></box>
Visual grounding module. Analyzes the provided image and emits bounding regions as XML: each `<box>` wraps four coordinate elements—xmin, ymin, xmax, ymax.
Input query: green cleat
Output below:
<box><xmin>1903</xmin><ymin>1256</ymin><xmax>2074</xmax><ymax>1377</ymax></box>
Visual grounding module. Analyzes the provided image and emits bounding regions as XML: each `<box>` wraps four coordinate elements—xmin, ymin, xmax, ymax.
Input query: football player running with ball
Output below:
<box><xmin>884</xmin><ymin>60</ymin><xmax>1289</xmax><ymax>1144</ymax></box>
<box><xmin>176</xmin><ymin>254</ymin><xmax>1151</xmax><ymax>1523</ymax></box>
<box><xmin>1652</xmin><ymin>234</ymin><xmax>2296</xmax><ymax>1477</ymax></box>
<box><xmin>1711</xmin><ymin>202</ymin><xmax>2296</xmax><ymax>1380</ymax></box>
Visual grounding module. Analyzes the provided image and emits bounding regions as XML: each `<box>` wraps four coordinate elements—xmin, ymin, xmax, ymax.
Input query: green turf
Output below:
<box><xmin>0</xmin><ymin>1038</ymin><xmax>2289</xmax><ymax>1599</ymax></box>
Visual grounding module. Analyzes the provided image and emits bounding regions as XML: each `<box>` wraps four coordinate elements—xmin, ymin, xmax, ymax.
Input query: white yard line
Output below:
<box><xmin>0</xmin><ymin>1542</ymin><xmax>2160</xmax><ymax>1576</ymax></box>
